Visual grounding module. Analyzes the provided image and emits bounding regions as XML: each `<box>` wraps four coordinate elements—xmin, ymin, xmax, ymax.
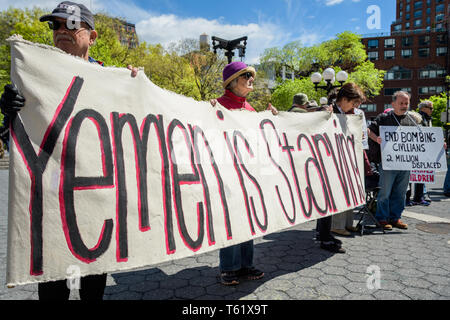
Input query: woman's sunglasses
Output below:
<box><xmin>240</xmin><ymin>72</ymin><xmax>254</xmax><ymax>80</ymax></box>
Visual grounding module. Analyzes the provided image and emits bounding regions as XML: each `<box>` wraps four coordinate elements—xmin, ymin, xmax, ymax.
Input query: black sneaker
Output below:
<box><xmin>220</xmin><ymin>271</ymin><xmax>240</xmax><ymax>286</ymax></box>
<box><xmin>320</xmin><ymin>241</ymin><xmax>346</xmax><ymax>254</ymax></box>
<box><xmin>237</xmin><ymin>267</ymin><xmax>264</xmax><ymax>281</ymax></box>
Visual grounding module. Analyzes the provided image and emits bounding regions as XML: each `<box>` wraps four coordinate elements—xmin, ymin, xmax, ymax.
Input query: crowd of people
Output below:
<box><xmin>0</xmin><ymin>1</ymin><xmax>449</xmax><ymax>299</ymax></box>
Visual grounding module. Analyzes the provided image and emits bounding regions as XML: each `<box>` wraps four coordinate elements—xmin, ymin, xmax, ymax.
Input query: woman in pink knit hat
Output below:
<box><xmin>211</xmin><ymin>61</ymin><xmax>277</xmax><ymax>285</ymax></box>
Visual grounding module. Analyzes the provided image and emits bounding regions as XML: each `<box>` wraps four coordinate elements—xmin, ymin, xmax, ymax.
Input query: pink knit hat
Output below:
<box><xmin>222</xmin><ymin>61</ymin><xmax>256</xmax><ymax>88</ymax></box>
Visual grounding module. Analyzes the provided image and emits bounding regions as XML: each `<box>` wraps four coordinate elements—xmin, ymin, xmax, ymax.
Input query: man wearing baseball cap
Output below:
<box><xmin>0</xmin><ymin>1</ymin><xmax>138</xmax><ymax>300</ymax></box>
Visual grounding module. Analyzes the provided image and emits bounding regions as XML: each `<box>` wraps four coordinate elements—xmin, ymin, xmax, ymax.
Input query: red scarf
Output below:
<box><xmin>217</xmin><ymin>90</ymin><xmax>255</xmax><ymax>112</ymax></box>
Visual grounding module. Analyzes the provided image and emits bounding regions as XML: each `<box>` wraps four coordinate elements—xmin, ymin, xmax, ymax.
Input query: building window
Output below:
<box><xmin>437</xmin><ymin>47</ymin><xmax>447</xmax><ymax>56</ymax></box>
<box><xmin>360</xmin><ymin>104</ymin><xmax>377</xmax><ymax>112</ymax></box>
<box><xmin>406</xmin><ymin>4</ymin><xmax>410</xmax><ymax>12</ymax></box>
<box><xmin>385</xmin><ymin>66</ymin><xmax>412</xmax><ymax>80</ymax></box>
<box><xmin>367</xmin><ymin>39</ymin><xmax>379</xmax><ymax>49</ymax></box>
<box><xmin>418</xmin><ymin>47</ymin><xmax>430</xmax><ymax>57</ymax></box>
<box><xmin>402</xmin><ymin>37</ymin><xmax>413</xmax><ymax>47</ymax></box>
<box><xmin>436</xmin><ymin>23</ymin><xmax>444</xmax><ymax>31</ymax></box>
<box><xmin>414</xmin><ymin>1</ymin><xmax>422</xmax><ymax>9</ymax></box>
<box><xmin>402</xmin><ymin>49</ymin><xmax>413</xmax><ymax>58</ymax></box>
<box><xmin>405</xmin><ymin>22</ymin><xmax>410</xmax><ymax>29</ymax></box>
<box><xmin>368</xmin><ymin>51</ymin><xmax>378</xmax><ymax>61</ymax></box>
<box><xmin>385</xmin><ymin>88</ymin><xmax>411</xmax><ymax>96</ymax></box>
<box><xmin>436</xmin><ymin>4</ymin><xmax>445</xmax><ymax>13</ymax></box>
<box><xmin>419</xmin><ymin>35</ymin><xmax>430</xmax><ymax>45</ymax></box>
<box><xmin>419</xmin><ymin>86</ymin><xmax>445</xmax><ymax>95</ymax></box>
<box><xmin>437</xmin><ymin>34</ymin><xmax>447</xmax><ymax>44</ymax></box>
<box><xmin>384</xmin><ymin>50</ymin><xmax>395</xmax><ymax>59</ymax></box>
<box><xmin>414</xmin><ymin>19</ymin><xmax>422</xmax><ymax>27</ymax></box>
<box><xmin>384</xmin><ymin>38</ymin><xmax>395</xmax><ymax>48</ymax></box>
<box><xmin>414</xmin><ymin>10</ymin><xmax>422</xmax><ymax>18</ymax></box>
<box><xmin>436</xmin><ymin>14</ymin><xmax>444</xmax><ymax>22</ymax></box>
<box><xmin>394</xmin><ymin>24</ymin><xmax>402</xmax><ymax>32</ymax></box>
<box><xmin>419</xmin><ymin>65</ymin><xmax>446</xmax><ymax>79</ymax></box>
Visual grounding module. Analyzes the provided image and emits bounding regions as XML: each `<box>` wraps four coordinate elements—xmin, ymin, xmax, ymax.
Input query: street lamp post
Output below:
<box><xmin>211</xmin><ymin>36</ymin><xmax>248</xmax><ymax>64</ymax></box>
<box><xmin>311</xmin><ymin>68</ymin><xmax>348</xmax><ymax>94</ymax></box>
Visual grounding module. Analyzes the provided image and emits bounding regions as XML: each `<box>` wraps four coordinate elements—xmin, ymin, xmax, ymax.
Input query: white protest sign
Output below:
<box><xmin>409</xmin><ymin>170</ymin><xmax>436</xmax><ymax>185</ymax></box>
<box><xmin>6</xmin><ymin>37</ymin><xmax>365</xmax><ymax>286</ymax></box>
<box><xmin>380</xmin><ymin>126</ymin><xmax>447</xmax><ymax>172</ymax></box>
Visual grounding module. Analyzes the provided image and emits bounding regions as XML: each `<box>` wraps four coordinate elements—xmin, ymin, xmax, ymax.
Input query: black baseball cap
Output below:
<box><xmin>39</xmin><ymin>1</ymin><xmax>95</xmax><ymax>30</ymax></box>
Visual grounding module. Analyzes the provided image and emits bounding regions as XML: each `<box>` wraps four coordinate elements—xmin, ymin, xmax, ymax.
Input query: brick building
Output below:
<box><xmin>361</xmin><ymin>0</ymin><xmax>449</xmax><ymax>118</ymax></box>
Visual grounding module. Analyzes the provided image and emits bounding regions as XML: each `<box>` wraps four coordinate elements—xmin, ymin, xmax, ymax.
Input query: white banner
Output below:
<box><xmin>380</xmin><ymin>126</ymin><xmax>447</xmax><ymax>172</ymax></box>
<box><xmin>6</xmin><ymin>37</ymin><xmax>365</xmax><ymax>286</ymax></box>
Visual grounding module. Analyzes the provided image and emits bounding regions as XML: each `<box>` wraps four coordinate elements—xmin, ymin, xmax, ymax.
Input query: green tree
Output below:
<box><xmin>262</xmin><ymin>31</ymin><xmax>385</xmax><ymax>109</ymax></box>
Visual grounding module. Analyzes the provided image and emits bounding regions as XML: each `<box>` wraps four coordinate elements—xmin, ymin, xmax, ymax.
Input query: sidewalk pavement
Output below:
<box><xmin>0</xmin><ymin>169</ymin><xmax>449</xmax><ymax>301</ymax></box>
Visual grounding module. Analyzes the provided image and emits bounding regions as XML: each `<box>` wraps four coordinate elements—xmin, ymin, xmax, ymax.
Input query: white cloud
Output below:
<box><xmin>325</xmin><ymin>0</ymin><xmax>344</xmax><ymax>6</ymax></box>
<box><xmin>136</xmin><ymin>14</ymin><xmax>293</xmax><ymax>64</ymax></box>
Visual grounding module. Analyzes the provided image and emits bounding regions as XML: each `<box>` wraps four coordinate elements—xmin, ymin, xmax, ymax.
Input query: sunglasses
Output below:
<box><xmin>48</xmin><ymin>20</ymin><xmax>89</xmax><ymax>31</ymax></box>
<box><xmin>240</xmin><ymin>72</ymin><xmax>254</xmax><ymax>80</ymax></box>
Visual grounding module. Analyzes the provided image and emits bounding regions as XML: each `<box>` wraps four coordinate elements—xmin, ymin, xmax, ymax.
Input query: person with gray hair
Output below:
<box><xmin>367</xmin><ymin>91</ymin><xmax>421</xmax><ymax>230</ymax></box>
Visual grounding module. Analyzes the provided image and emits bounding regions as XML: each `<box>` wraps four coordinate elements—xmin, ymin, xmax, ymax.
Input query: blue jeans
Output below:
<box><xmin>444</xmin><ymin>163</ymin><xmax>450</xmax><ymax>193</ymax></box>
<box><xmin>375</xmin><ymin>169</ymin><xmax>410</xmax><ymax>223</ymax></box>
<box><xmin>219</xmin><ymin>240</ymin><xmax>254</xmax><ymax>272</ymax></box>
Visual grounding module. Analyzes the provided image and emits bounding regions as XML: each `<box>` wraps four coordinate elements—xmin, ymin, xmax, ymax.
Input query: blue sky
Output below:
<box><xmin>1</xmin><ymin>0</ymin><xmax>396</xmax><ymax>63</ymax></box>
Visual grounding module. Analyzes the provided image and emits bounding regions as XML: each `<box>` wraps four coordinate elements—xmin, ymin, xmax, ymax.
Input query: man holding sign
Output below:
<box><xmin>367</xmin><ymin>91</ymin><xmax>419</xmax><ymax>230</ymax></box>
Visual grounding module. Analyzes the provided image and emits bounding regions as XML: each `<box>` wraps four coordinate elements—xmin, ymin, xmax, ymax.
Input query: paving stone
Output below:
<box><xmin>175</xmin><ymin>286</ymin><xmax>206</xmax><ymax>299</ymax></box>
<box><xmin>319</xmin><ymin>275</ymin><xmax>349</xmax><ymax>286</ymax></box>
<box><xmin>316</xmin><ymin>284</ymin><xmax>349</xmax><ymax>298</ymax></box>
<box><xmin>402</xmin><ymin>287</ymin><xmax>440</xmax><ymax>300</ymax></box>
<box><xmin>255</xmin><ymin>289</ymin><xmax>290</xmax><ymax>300</ymax></box>
<box><xmin>372</xmin><ymin>290</ymin><xmax>410</xmax><ymax>300</ymax></box>
<box><xmin>142</xmin><ymin>289</ymin><xmax>174</xmax><ymax>300</ymax></box>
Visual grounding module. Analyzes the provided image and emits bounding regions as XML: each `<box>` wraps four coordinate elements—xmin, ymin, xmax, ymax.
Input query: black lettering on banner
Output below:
<box><xmin>111</xmin><ymin>112</ymin><xmax>154</xmax><ymax>261</ymax></box>
<box><xmin>10</xmin><ymin>76</ymin><xmax>83</xmax><ymax>275</ymax></box>
<box><xmin>322</xmin><ymin>133</ymin><xmax>352</xmax><ymax>206</ymax></box>
<box><xmin>139</xmin><ymin>114</ymin><xmax>174</xmax><ymax>254</ymax></box>
<box><xmin>297</xmin><ymin>134</ymin><xmax>328</xmax><ymax>216</ymax></box>
<box><xmin>233</xmin><ymin>130</ymin><xmax>268</xmax><ymax>233</ymax></box>
<box><xmin>189</xmin><ymin>124</ymin><xmax>228</xmax><ymax>241</ymax></box>
<box><xmin>60</xmin><ymin>109</ymin><xmax>114</xmax><ymax>263</ymax></box>
<box><xmin>345</xmin><ymin>135</ymin><xmax>365</xmax><ymax>204</ymax></box>
<box><xmin>224</xmin><ymin>131</ymin><xmax>255</xmax><ymax>235</ymax></box>
<box><xmin>167</xmin><ymin>119</ymin><xmax>207</xmax><ymax>252</ymax></box>
<box><xmin>280</xmin><ymin>132</ymin><xmax>310</xmax><ymax>219</ymax></box>
<box><xmin>311</xmin><ymin>134</ymin><xmax>337</xmax><ymax>213</ymax></box>
<box><xmin>335</xmin><ymin>133</ymin><xmax>357</xmax><ymax>206</ymax></box>
<box><xmin>259</xmin><ymin>120</ymin><xmax>296</xmax><ymax>224</ymax></box>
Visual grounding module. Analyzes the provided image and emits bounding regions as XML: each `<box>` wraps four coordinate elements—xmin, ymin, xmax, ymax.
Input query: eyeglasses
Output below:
<box><xmin>48</xmin><ymin>20</ymin><xmax>89</xmax><ymax>31</ymax></box>
<box><xmin>240</xmin><ymin>72</ymin><xmax>254</xmax><ymax>80</ymax></box>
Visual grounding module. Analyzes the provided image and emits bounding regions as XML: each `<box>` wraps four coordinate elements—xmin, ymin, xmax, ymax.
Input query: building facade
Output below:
<box><xmin>361</xmin><ymin>0</ymin><xmax>449</xmax><ymax>118</ymax></box>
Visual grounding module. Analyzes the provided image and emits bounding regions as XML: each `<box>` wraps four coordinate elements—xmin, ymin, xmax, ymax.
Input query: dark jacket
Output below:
<box><xmin>419</xmin><ymin>110</ymin><xmax>432</xmax><ymax>127</ymax></box>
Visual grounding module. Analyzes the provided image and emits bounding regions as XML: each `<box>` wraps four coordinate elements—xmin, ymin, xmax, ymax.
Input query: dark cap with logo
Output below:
<box><xmin>39</xmin><ymin>1</ymin><xmax>95</xmax><ymax>30</ymax></box>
